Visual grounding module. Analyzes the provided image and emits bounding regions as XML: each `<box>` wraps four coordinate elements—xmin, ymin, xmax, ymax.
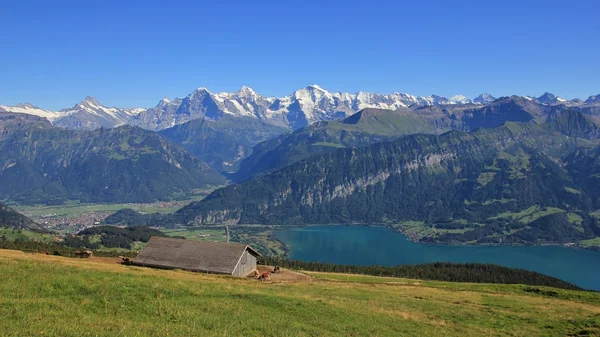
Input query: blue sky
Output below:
<box><xmin>1</xmin><ymin>0</ymin><xmax>599</xmax><ymax>110</ymax></box>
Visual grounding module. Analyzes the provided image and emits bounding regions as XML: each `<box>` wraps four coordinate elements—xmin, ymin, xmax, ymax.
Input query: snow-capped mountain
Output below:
<box><xmin>0</xmin><ymin>103</ymin><xmax>61</xmax><ymax>121</ymax></box>
<box><xmin>473</xmin><ymin>93</ymin><xmax>496</xmax><ymax>104</ymax></box>
<box><xmin>0</xmin><ymin>97</ymin><xmax>145</xmax><ymax>130</ymax></box>
<box><xmin>2</xmin><ymin>86</ymin><xmax>598</xmax><ymax>131</ymax></box>
<box><xmin>0</xmin><ymin>96</ymin><xmax>146</xmax><ymax>130</ymax></box>
<box><xmin>536</xmin><ymin>92</ymin><xmax>567</xmax><ymax>105</ymax></box>
<box><xmin>54</xmin><ymin>96</ymin><xmax>145</xmax><ymax>130</ymax></box>
<box><xmin>130</xmin><ymin>85</ymin><xmax>486</xmax><ymax>130</ymax></box>
<box><xmin>585</xmin><ymin>94</ymin><xmax>600</xmax><ymax>105</ymax></box>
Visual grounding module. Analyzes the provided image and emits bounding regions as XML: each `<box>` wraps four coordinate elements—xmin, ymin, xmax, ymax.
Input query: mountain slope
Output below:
<box><xmin>175</xmin><ymin>119</ymin><xmax>600</xmax><ymax>244</ymax></box>
<box><xmin>0</xmin><ymin>120</ymin><xmax>225</xmax><ymax>204</ymax></box>
<box><xmin>158</xmin><ymin>116</ymin><xmax>287</xmax><ymax>173</ymax></box>
<box><xmin>3</xmin><ymin>250</ymin><xmax>599</xmax><ymax>336</ymax></box>
<box><xmin>0</xmin><ymin>103</ymin><xmax>60</xmax><ymax>121</ymax></box>
<box><xmin>234</xmin><ymin>96</ymin><xmax>564</xmax><ymax>181</ymax></box>
<box><xmin>233</xmin><ymin>108</ymin><xmax>444</xmax><ymax>181</ymax></box>
<box><xmin>53</xmin><ymin>97</ymin><xmax>144</xmax><ymax>130</ymax></box>
<box><xmin>0</xmin><ymin>203</ymin><xmax>39</xmax><ymax>229</ymax></box>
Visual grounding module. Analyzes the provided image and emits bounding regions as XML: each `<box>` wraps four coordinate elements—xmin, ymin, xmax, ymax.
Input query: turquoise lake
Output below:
<box><xmin>273</xmin><ymin>225</ymin><xmax>600</xmax><ymax>291</ymax></box>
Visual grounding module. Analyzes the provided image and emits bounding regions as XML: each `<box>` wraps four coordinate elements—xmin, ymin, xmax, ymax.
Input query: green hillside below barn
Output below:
<box><xmin>1</xmin><ymin>249</ymin><xmax>599</xmax><ymax>336</ymax></box>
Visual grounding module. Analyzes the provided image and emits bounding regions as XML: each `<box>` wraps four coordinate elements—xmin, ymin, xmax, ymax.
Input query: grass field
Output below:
<box><xmin>580</xmin><ymin>237</ymin><xmax>600</xmax><ymax>249</ymax></box>
<box><xmin>163</xmin><ymin>226</ymin><xmax>287</xmax><ymax>255</ymax></box>
<box><xmin>1</xmin><ymin>249</ymin><xmax>599</xmax><ymax>336</ymax></box>
<box><xmin>392</xmin><ymin>221</ymin><xmax>485</xmax><ymax>239</ymax></box>
<box><xmin>0</xmin><ymin>228</ymin><xmax>55</xmax><ymax>243</ymax></box>
<box><xmin>162</xmin><ymin>228</ymin><xmax>228</xmax><ymax>241</ymax></box>
<box><xmin>489</xmin><ymin>205</ymin><xmax>566</xmax><ymax>223</ymax></box>
<box><xmin>13</xmin><ymin>202</ymin><xmax>185</xmax><ymax>219</ymax></box>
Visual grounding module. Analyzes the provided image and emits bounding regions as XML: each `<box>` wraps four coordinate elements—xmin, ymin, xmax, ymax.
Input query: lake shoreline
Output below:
<box><xmin>272</xmin><ymin>225</ymin><xmax>600</xmax><ymax>291</ymax></box>
<box><xmin>266</xmin><ymin>222</ymin><xmax>600</xmax><ymax>251</ymax></box>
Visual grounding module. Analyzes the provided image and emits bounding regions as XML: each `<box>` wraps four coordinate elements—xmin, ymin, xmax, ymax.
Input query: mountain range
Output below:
<box><xmin>2</xmin><ymin>86</ymin><xmax>600</xmax><ymax>247</ymax></box>
<box><xmin>2</xmin><ymin>85</ymin><xmax>599</xmax><ymax>132</ymax></box>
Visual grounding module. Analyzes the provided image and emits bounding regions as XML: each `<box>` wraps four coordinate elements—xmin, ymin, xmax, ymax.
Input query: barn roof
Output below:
<box><xmin>133</xmin><ymin>237</ymin><xmax>261</xmax><ymax>274</ymax></box>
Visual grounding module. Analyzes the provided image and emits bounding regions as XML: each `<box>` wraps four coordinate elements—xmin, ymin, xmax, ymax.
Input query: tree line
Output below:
<box><xmin>259</xmin><ymin>256</ymin><xmax>584</xmax><ymax>291</ymax></box>
<box><xmin>0</xmin><ymin>239</ymin><xmax>136</xmax><ymax>257</ymax></box>
<box><xmin>77</xmin><ymin>226</ymin><xmax>169</xmax><ymax>249</ymax></box>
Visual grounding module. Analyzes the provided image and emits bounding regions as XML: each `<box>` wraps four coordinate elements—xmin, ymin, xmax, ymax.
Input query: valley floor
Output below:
<box><xmin>1</xmin><ymin>249</ymin><xmax>599</xmax><ymax>336</ymax></box>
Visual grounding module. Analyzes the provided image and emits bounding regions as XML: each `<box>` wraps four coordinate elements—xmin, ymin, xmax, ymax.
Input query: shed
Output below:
<box><xmin>133</xmin><ymin>237</ymin><xmax>261</xmax><ymax>277</ymax></box>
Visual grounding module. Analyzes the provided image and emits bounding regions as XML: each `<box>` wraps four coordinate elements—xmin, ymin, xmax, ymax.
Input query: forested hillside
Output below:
<box><xmin>0</xmin><ymin>115</ymin><xmax>225</xmax><ymax>204</ymax></box>
<box><xmin>159</xmin><ymin>116</ymin><xmax>287</xmax><ymax>173</ymax></box>
<box><xmin>233</xmin><ymin>96</ymin><xmax>575</xmax><ymax>181</ymax></box>
<box><xmin>233</xmin><ymin>108</ymin><xmax>442</xmax><ymax>181</ymax></box>
<box><xmin>174</xmin><ymin>114</ymin><xmax>600</xmax><ymax>245</ymax></box>
<box><xmin>0</xmin><ymin>203</ymin><xmax>39</xmax><ymax>230</ymax></box>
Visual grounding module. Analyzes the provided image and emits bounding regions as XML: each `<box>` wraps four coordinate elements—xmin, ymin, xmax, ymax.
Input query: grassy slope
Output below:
<box><xmin>0</xmin><ymin>228</ymin><xmax>54</xmax><ymax>243</ymax></box>
<box><xmin>13</xmin><ymin>201</ymin><xmax>193</xmax><ymax>219</ymax></box>
<box><xmin>580</xmin><ymin>237</ymin><xmax>600</xmax><ymax>249</ymax></box>
<box><xmin>1</xmin><ymin>250</ymin><xmax>599</xmax><ymax>336</ymax></box>
<box><xmin>162</xmin><ymin>225</ymin><xmax>286</xmax><ymax>255</ymax></box>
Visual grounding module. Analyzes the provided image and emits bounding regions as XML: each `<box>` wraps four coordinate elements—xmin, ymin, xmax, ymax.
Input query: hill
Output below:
<box><xmin>0</xmin><ymin>117</ymin><xmax>225</xmax><ymax>204</ymax></box>
<box><xmin>0</xmin><ymin>203</ymin><xmax>39</xmax><ymax>230</ymax></box>
<box><xmin>159</xmin><ymin>116</ymin><xmax>287</xmax><ymax>173</ymax></box>
<box><xmin>174</xmin><ymin>116</ymin><xmax>600</xmax><ymax>245</ymax></box>
<box><xmin>1</xmin><ymin>250</ymin><xmax>599</xmax><ymax>336</ymax></box>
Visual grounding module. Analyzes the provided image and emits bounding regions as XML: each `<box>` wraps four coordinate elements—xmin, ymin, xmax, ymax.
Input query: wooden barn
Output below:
<box><xmin>133</xmin><ymin>237</ymin><xmax>261</xmax><ymax>277</ymax></box>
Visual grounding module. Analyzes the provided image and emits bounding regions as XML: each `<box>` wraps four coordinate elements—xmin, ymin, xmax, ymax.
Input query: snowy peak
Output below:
<box><xmin>66</xmin><ymin>96</ymin><xmax>108</xmax><ymax>112</ymax></box>
<box><xmin>474</xmin><ymin>93</ymin><xmax>496</xmax><ymax>104</ymax></box>
<box><xmin>237</xmin><ymin>86</ymin><xmax>258</xmax><ymax>97</ymax></box>
<box><xmin>537</xmin><ymin>92</ymin><xmax>566</xmax><ymax>105</ymax></box>
<box><xmin>429</xmin><ymin>95</ymin><xmax>450</xmax><ymax>105</ymax></box>
<box><xmin>4</xmin><ymin>86</ymin><xmax>600</xmax><ymax>132</ymax></box>
<box><xmin>0</xmin><ymin>103</ymin><xmax>59</xmax><ymax>121</ymax></box>
<box><xmin>154</xmin><ymin>97</ymin><xmax>179</xmax><ymax>109</ymax></box>
<box><xmin>537</xmin><ymin>92</ymin><xmax>556</xmax><ymax>102</ymax></box>
<box><xmin>53</xmin><ymin>96</ymin><xmax>145</xmax><ymax>130</ymax></box>
<box><xmin>307</xmin><ymin>84</ymin><xmax>325</xmax><ymax>91</ymax></box>
<box><xmin>14</xmin><ymin>103</ymin><xmax>40</xmax><ymax>109</ymax></box>
<box><xmin>186</xmin><ymin>88</ymin><xmax>213</xmax><ymax>102</ymax></box>
<box><xmin>194</xmin><ymin>87</ymin><xmax>211</xmax><ymax>94</ymax></box>
<box><xmin>81</xmin><ymin>96</ymin><xmax>101</xmax><ymax>106</ymax></box>
<box><xmin>585</xmin><ymin>94</ymin><xmax>600</xmax><ymax>105</ymax></box>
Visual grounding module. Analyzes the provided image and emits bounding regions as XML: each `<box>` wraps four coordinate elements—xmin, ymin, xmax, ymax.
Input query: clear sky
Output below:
<box><xmin>1</xmin><ymin>0</ymin><xmax>599</xmax><ymax>110</ymax></box>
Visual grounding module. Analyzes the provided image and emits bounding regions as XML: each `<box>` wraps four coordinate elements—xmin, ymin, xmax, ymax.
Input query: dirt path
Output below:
<box><xmin>251</xmin><ymin>265</ymin><xmax>312</xmax><ymax>283</ymax></box>
<box><xmin>81</xmin><ymin>256</ymin><xmax>124</xmax><ymax>265</ymax></box>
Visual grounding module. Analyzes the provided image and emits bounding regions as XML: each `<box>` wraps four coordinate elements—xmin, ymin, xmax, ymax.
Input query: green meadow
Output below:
<box><xmin>1</xmin><ymin>249</ymin><xmax>599</xmax><ymax>336</ymax></box>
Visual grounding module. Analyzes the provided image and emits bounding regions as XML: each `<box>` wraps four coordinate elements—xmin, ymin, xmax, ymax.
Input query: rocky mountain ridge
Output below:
<box><xmin>2</xmin><ymin>86</ymin><xmax>598</xmax><ymax>131</ymax></box>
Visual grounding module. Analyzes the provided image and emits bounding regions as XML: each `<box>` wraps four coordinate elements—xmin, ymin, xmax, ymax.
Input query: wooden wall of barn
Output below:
<box><xmin>233</xmin><ymin>249</ymin><xmax>257</xmax><ymax>277</ymax></box>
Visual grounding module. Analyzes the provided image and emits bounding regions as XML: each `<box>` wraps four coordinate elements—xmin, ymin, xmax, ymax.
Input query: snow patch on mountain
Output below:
<box><xmin>473</xmin><ymin>93</ymin><xmax>496</xmax><ymax>104</ymax></box>
<box><xmin>0</xmin><ymin>103</ymin><xmax>61</xmax><ymax>121</ymax></box>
